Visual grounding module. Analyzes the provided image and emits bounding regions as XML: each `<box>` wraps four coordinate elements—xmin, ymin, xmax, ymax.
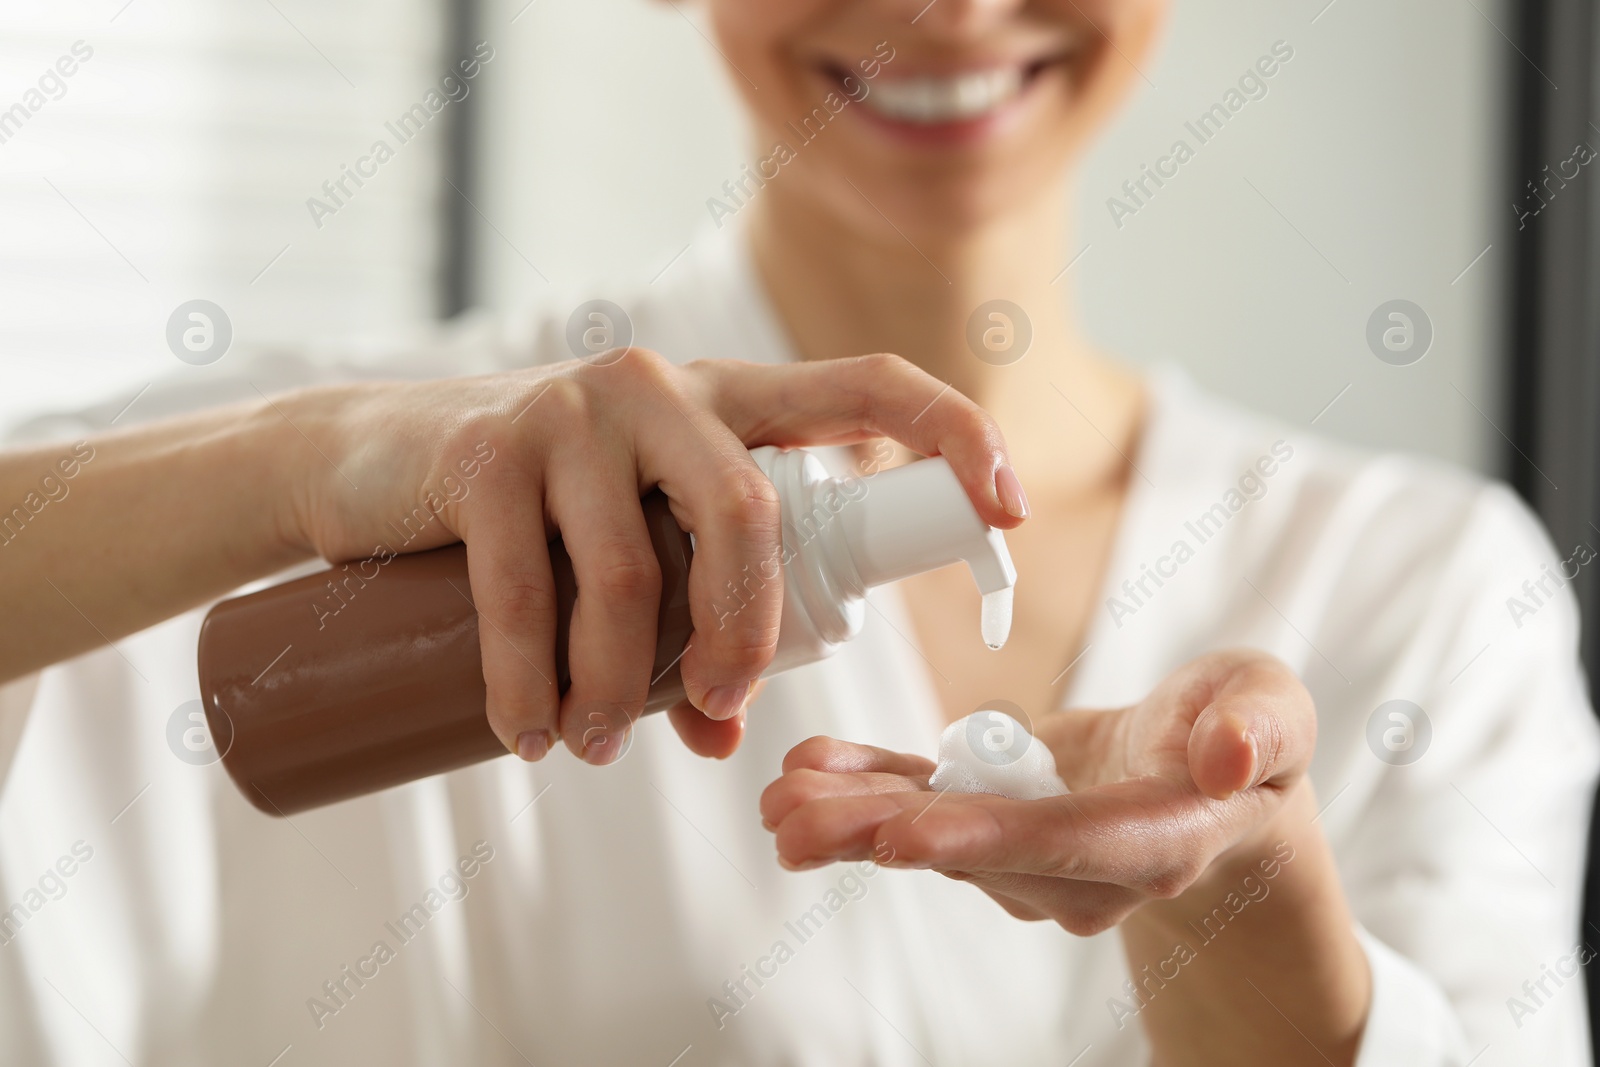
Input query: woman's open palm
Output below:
<box><xmin>760</xmin><ymin>649</ymin><xmax>1317</xmax><ymax>933</ymax></box>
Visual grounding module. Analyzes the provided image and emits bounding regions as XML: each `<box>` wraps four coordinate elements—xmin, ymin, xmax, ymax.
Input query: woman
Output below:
<box><xmin>0</xmin><ymin>0</ymin><xmax>1593</xmax><ymax>1064</ymax></box>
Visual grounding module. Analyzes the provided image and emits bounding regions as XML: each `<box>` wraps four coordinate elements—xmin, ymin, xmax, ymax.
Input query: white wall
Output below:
<box><xmin>476</xmin><ymin>0</ymin><xmax>1508</xmax><ymax>474</ymax></box>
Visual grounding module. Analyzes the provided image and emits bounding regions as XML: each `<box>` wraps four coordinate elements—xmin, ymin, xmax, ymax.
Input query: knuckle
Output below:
<box><xmin>854</xmin><ymin>352</ymin><xmax>917</xmax><ymax>412</ymax></box>
<box><xmin>1056</xmin><ymin>908</ymin><xmax>1116</xmax><ymax>937</ymax></box>
<box><xmin>940</xmin><ymin>397</ymin><xmax>1006</xmax><ymax>456</ymax></box>
<box><xmin>713</xmin><ymin>466</ymin><xmax>782</xmax><ymax>529</ymax></box>
<box><xmin>861</xmin><ymin>351</ymin><xmax>915</xmax><ymax>377</ymax></box>
<box><xmin>488</xmin><ymin>575</ymin><xmax>557</xmax><ymax>631</ymax></box>
<box><xmin>502</xmin><ymin>376</ymin><xmax>589</xmax><ymax>440</ymax></box>
<box><xmin>959</xmin><ymin>402</ymin><xmax>1003</xmax><ymax>442</ymax></box>
<box><xmin>677</xmin><ymin>358</ymin><xmax>724</xmax><ymax>408</ymax></box>
<box><xmin>452</xmin><ymin>415</ymin><xmax>511</xmax><ymax>473</ymax></box>
<box><xmin>536</xmin><ymin>375</ymin><xmax>589</xmax><ymax>417</ymax></box>
<box><xmin>1143</xmin><ymin>874</ymin><xmax>1184</xmax><ymax>901</ymax></box>
<box><xmin>611</xmin><ymin>346</ymin><xmax>675</xmax><ymax>386</ymax></box>
<box><xmin>589</xmin><ymin>541</ymin><xmax>663</xmax><ymax>604</ymax></box>
<box><xmin>707</xmin><ymin>621</ymin><xmax>780</xmax><ymax>677</ymax></box>
<box><xmin>1144</xmin><ymin>860</ymin><xmax>1201</xmax><ymax>900</ymax></box>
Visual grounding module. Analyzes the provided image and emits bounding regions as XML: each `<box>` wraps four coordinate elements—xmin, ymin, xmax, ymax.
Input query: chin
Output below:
<box><xmin>784</xmin><ymin>124</ymin><xmax>1077</xmax><ymax>245</ymax></box>
<box><xmin>845</xmin><ymin>162</ymin><xmax>1061</xmax><ymax>241</ymax></box>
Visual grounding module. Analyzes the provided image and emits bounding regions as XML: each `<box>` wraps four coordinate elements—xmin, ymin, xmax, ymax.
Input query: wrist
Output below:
<box><xmin>1118</xmin><ymin>780</ymin><xmax>1369</xmax><ymax>1066</ymax></box>
<box><xmin>247</xmin><ymin>385</ymin><xmax>340</xmax><ymax>561</ymax></box>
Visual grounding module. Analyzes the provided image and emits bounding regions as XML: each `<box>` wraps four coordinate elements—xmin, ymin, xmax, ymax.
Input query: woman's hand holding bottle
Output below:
<box><xmin>286</xmin><ymin>349</ymin><xmax>1027</xmax><ymax>763</ymax></box>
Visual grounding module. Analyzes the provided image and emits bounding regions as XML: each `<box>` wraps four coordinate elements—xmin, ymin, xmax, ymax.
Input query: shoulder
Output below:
<box><xmin>1124</xmin><ymin>366</ymin><xmax>1589</xmax><ymax>719</ymax></box>
<box><xmin>1143</xmin><ymin>365</ymin><xmax>1561</xmax><ymax>620</ymax></box>
<box><xmin>1131</xmin><ymin>366</ymin><xmax>1600</xmax><ymax>863</ymax></box>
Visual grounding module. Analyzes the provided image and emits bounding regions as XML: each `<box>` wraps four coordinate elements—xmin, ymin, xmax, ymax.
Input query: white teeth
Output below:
<box><xmin>861</xmin><ymin>68</ymin><xmax>1025</xmax><ymax>124</ymax></box>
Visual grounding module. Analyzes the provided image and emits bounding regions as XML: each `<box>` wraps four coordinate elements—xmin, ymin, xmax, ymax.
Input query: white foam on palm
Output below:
<box><xmin>928</xmin><ymin>710</ymin><xmax>1068</xmax><ymax>800</ymax></box>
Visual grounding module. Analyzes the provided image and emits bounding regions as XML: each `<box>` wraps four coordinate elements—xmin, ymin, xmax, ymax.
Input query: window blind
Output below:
<box><xmin>0</xmin><ymin>0</ymin><xmax>449</xmax><ymax>428</ymax></box>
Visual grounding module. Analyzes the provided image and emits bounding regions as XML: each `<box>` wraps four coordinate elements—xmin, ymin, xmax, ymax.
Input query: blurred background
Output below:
<box><xmin>0</xmin><ymin>0</ymin><xmax>1510</xmax><ymax>463</ymax></box>
<box><xmin>3</xmin><ymin>0</ymin><xmax>1599</xmax><ymax>1008</ymax></box>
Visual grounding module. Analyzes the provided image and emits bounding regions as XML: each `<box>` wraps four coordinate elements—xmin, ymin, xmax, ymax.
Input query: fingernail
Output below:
<box><xmin>702</xmin><ymin>681</ymin><xmax>753</xmax><ymax>721</ymax></box>
<box><xmin>994</xmin><ymin>464</ymin><xmax>1030</xmax><ymax>519</ymax></box>
<box><xmin>582</xmin><ymin>739</ymin><xmax>612</xmax><ymax>766</ymax></box>
<box><xmin>516</xmin><ymin>730</ymin><xmax>553</xmax><ymax>762</ymax></box>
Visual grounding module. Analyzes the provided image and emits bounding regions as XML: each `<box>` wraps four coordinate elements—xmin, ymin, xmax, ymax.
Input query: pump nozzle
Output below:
<box><xmin>838</xmin><ymin>456</ymin><xmax>1018</xmax><ymax>649</ymax></box>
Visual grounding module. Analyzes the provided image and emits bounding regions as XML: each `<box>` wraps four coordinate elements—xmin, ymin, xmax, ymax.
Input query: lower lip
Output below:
<box><xmin>828</xmin><ymin>66</ymin><xmax>1058</xmax><ymax>149</ymax></box>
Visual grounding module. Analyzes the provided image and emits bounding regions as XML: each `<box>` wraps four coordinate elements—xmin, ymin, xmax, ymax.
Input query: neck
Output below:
<box><xmin>747</xmin><ymin>181</ymin><xmax>1144</xmax><ymax>496</ymax></box>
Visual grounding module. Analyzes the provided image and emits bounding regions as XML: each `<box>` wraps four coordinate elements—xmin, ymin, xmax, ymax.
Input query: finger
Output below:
<box><xmin>872</xmin><ymin>776</ymin><xmax>1241</xmax><ymax>889</ymax></box>
<box><xmin>773</xmin><ymin>778</ymin><xmax>1206</xmax><ymax>885</ymax></box>
<box><xmin>666</xmin><ymin>677</ymin><xmax>764</xmax><ymax>759</ymax></box>
<box><xmin>694</xmin><ymin>353</ymin><xmax>1027</xmax><ymax>528</ymax></box>
<box><xmin>666</xmin><ymin>698</ymin><xmax>745</xmax><ymax>759</ymax></box>
<box><xmin>545</xmin><ymin>460</ymin><xmax>661</xmax><ymax>764</ymax></box>
<box><xmin>773</xmin><ymin>794</ymin><xmax>909</xmax><ymax>871</ymax></box>
<box><xmin>627</xmin><ymin>363</ymin><xmax>783</xmax><ymax>720</ymax></box>
<box><xmin>761</xmin><ymin>767</ymin><xmax>930</xmax><ymax>830</ymax></box>
<box><xmin>1188</xmin><ymin>654</ymin><xmax>1316</xmax><ymax>799</ymax></box>
<box><xmin>458</xmin><ymin>467</ymin><xmax>562</xmax><ymax>761</ymax></box>
<box><xmin>781</xmin><ymin>736</ymin><xmax>939</xmax><ymax>777</ymax></box>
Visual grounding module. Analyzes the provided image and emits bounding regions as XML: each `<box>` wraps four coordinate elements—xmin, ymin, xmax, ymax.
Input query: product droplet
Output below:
<box><xmin>980</xmin><ymin>586</ymin><xmax>1013</xmax><ymax>650</ymax></box>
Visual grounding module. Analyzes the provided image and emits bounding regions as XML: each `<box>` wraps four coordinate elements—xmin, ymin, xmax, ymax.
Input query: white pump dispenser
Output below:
<box><xmin>748</xmin><ymin>445</ymin><xmax>1017</xmax><ymax>677</ymax></box>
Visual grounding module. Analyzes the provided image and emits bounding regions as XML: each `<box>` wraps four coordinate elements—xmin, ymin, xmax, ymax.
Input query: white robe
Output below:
<box><xmin>0</xmin><ymin>227</ymin><xmax>1594</xmax><ymax>1066</ymax></box>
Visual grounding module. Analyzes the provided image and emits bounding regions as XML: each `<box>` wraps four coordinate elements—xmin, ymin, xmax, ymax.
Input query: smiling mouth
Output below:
<box><xmin>820</xmin><ymin>57</ymin><xmax>1067</xmax><ymax>125</ymax></box>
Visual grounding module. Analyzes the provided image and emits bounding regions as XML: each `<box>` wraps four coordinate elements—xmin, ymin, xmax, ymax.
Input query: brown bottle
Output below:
<box><xmin>197</xmin><ymin>491</ymin><xmax>694</xmax><ymax>815</ymax></box>
<box><xmin>198</xmin><ymin>446</ymin><xmax>1018</xmax><ymax>817</ymax></box>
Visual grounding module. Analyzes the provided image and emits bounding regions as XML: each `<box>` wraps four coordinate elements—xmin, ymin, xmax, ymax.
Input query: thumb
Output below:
<box><xmin>1187</xmin><ymin>656</ymin><xmax>1315</xmax><ymax>800</ymax></box>
<box><xmin>665</xmin><ymin>678</ymin><xmax>766</xmax><ymax>759</ymax></box>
